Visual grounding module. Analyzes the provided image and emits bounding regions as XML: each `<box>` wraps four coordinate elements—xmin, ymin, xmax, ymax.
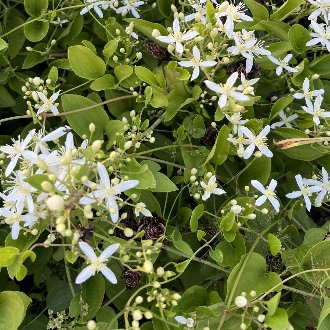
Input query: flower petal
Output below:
<box><xmin>75</xmin><ymin>265</ymin><xmax>94</xmax><ymax>284</ymax></box>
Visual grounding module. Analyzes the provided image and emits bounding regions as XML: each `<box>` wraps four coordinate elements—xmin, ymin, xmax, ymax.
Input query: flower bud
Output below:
<box><xmin>46</xmin><ymin>195</ymin><xmax>65</xmax><ymax>211</ymax></box>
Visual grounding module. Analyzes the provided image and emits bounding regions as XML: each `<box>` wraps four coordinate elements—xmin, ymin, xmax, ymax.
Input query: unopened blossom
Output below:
<box><xmin>301</xmin><ymin>95</ymin><xmax>330</xmax><ymax>125</ymax></box>
<box><xmin>134</xmin><ymin>202</ymin><xmax>152</xmax><ymax>217</ymax></box>
<box><xmin>116</xmin><ymin>0</ymin><xmax>144</xmax><ymax>18</ymax></box>
<box><xmin>215</xmin><ymin>1</ymin><xmax>253</xmax><ymax>36</ymax></box>
<box><xmin>178</xmin><ymin>46</ymin><xmax>217</xmax><ymax>81</ymax></box>
<box><xmin>306</xmin><ymin>20</ymin><xmax>330</xmax><ymax>52</ymax></box>
<box><xmin>237</xmin><ymin>74</ymin><xmax>259</xmax><ymax>95</ymax></box>
<box><xmin>267</xmin><ymin>54</ymin><xmax>298</xmax><ymax>76</ymax></box>
<box><xmin>251</xmin><ymin>179</ymin><xmax>280</xmax><ymax>213</ymax></box>
<box><xmin>156</xmin><ymin>18</ymin><xmax>199</xmax><ymax>54</ymax></box>
<box><xmin>286</xmin><ymin>174</ymin><xmax>320</xmax><ymax>211</ymax></box>
<box><xmin>205</xmin><ymin>72</ymin><xmax>249</xmax><ymax>108</ymax></box>
<box><xmin>75</xmin><ymin>241</ymin><xmax>120</xmax><ymax>284</ymax></box>
<box><xmin>36</xmin><ymin>90</ymin><xmax>60</xmax><ymax>116</ymax></box>
<box><xmin>270</xmin><ymin>110</ymin><xmax>299</xmax><ymax>129</ymax></box>
<box><xmin>175</xmin><ymin>316</ymin><xmax>195</xmax><ymax>328</ymax></box>
<box><xmin>239</xmin><ymin>125</ymin><xmax>273</xmax><ymax>159</ymax></box>
<box><xmin>227</xmin><ymin>129</ymin><xmax>246</xmax><ymax>157</ymax></box>
<box><xmin>200</xmin><ymin>175</ymin><xmax>226</xmax><ymax>201</ymax></box>
<box><xmin>0</xmin><ymin>130</ymin><xmax>37</xmax><ymax>177</ymax></box>
<box><xmin>80</xmin><ymin>162</ymin><xmax>139</xmax><ymax>222</ymax></box>
<box><xmin>308</xmin><ymin>0</ymin><xmax>330</xmax><ymax>22</ymax></box>
<box><xmin>293</xmin><ymin>77</ymin><xmax>324</xmax><ymax>107</ymax></box>
<box><xmin>235</xmin><ymin>295</ymin><xmax>248</xmax><ymax>308</ymax></box>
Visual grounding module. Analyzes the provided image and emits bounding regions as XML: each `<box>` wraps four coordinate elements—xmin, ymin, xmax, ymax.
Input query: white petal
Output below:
<box><xmin>75</xmin><ymin>265</ymin><xmax>94</xmax><ymax>284</ymax></box>
<box><xmin>205</xmin><ymin>80</ymin><xmax>221</xmax><ymax>93</ymax></box>
<box><xmin>97</xmin><ymin>162</ymin><xmax>111</xmax><ymax>188</ymax></box>
<box><xmin>255</xmin><ymin>195</ymin><xmax>267</xmax><ymax>206</ymax></box>
<box><xmin>118</xmin><ymin>180</ymin><xmax>139</xmax><ymax>192</ymax></box>
<box><xmin>268</xmin><ymin>179</ymin><xmax>278</xmax><ymax>191</ymax></box>
<box><xmin>100</xmin><ymin>265</ymin><xmax>117</xmax><ymax>284</ymax></box>
<box><xmin>251</xmin><ymin>180</ymin><xmax>265</xmax><ymax>193</ymax></box>
<box><xmin>99</xmin><ymin>243</ymin><xmax>120</xmax><ymax>261</ymax></box>
<box><xmin>286</xmin><ymin>191</ymin><xmax>302</xmax><ymax>199</ymax></box>
<box><xmin>269</xmin><ymin>197</ymin><xmax>280</xmax><ymax>213</ymax></box>
<box><xmin>79</xmin><ymin>242</ymin><xmax>97</xmax><ymax>261</ymax></box>
<box><xmin>175</xmin><ymin>316</ymin><xmax>188</xmax><ymax>325</ymax></box>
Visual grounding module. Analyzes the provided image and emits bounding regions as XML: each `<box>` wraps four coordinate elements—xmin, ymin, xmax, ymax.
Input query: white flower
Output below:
<box><xmin>286</xmin><ymin>174</ymin><xmax>320</xmax><ymax>211</ymax></box>
<box><xmin>0</xmin><ymin>130</ymin><xmax>37</xmax><ymax>177</ymax></box>
<box><xmin>308</xmin><ymin>0</ymin><xmax>330</xmax><ymax>22</ymax></box>
<box><xmin>306</xmin><ymin>20</ymin><xmax>330</xmax><ymax>52</ymax></box>
<box><xmin>178</xmin><ymin>46</ymin><xmax>217</xmax><ymax>81</ymax></box>
<box><xmin>175</xmin><ymin>316</ymin><xmax>195</xmax><ymax>328</ymax></box>
<box><xmin>75</xmin><ymin>241</ymin><xmax>119</xmax><ymax>284</ymax></box>
<box><xmin>80</xmin><ymin>162</ymin><xmax>139</xmax><ymax>222</ymax></box>
<box><xmin>267</xmin><ymin>54</ymin><xmax>298</xmax><ymax>76</ymax></box>
<box><xmin>251</xmin><ymin>179</ymin><xmax>280</xmax><ymax>213</ymax></box>
<box><xmin>270</xmin><ymin>110</ymin><xmax>299</xmax><ymax>129</ymax></box>
<box><xmin>235</xmin><ymin>295</ymin><xmax>248</xmax><ymax>308</ymax></box>
<box><xmin>36</xmin><ymin>90</ymin><xmax>60</xmax><ymax>116</ymax></box>
<box><xmin>301</xmin><ymin>95</ymin><xmax>330</xmax><ymax>125</ymax></box>
<box><xmin>116</xmin><ymin>0</ymin><xmax>144</xmax><ymax>18</ymax></box>
<box><xmin>205</xmin><ymin>72</ymin><xmax>249</xmax><ymax>108</ymax></box>
<box><xmin>305</xmin><ymin>167</ymin><xmax>330</xmax><ymax>204</ymax></box>
<box><xmin>134</xmin><ymin>202</ymin><xmax>152</xmax><ymax>217</ymax></box>
<box><xmin>239</xmin><ymin>125</ymin><xmax>273</xmax><ymax>159</ymax></box>
<box><xmin>156</xmin><ymin>18</ymin><xmax>199</xmax><ymax>54</ymax></box>
<box><xmin>227</xmin><ymin>130</ymin><xmax>246</xmax><ymax>157</ymax></box>
<box><xmin>293</xmin><ymin>77</ymin><xmax>324</xmax><ymax>107</ymax></box>
<box><xmin>237</xmin><ymin>73</ymin><xmax>259</xmax><ymax>95</ymax></box>
<box><xmin>80</xmin><ymin>0</ymin><xmax>115</xmax><ymax>18</ymax></box>
<box><xmin>200</xmin><ymin>175</ymin><xmax>226</xmax><ymax>201</ymax></box>
<box><xmin>215</xmin><ymin>1</ymin><xmax>253</xmax><ymax>36</ymax></box>
<box><xmin>50</xmin><ymin>17</ymin><xmax>69</xmax><ymax>27</ymax></box>
<box><xmin>225</xmin><ymin>113</ymin><xmax>248</xmax><ymax>134</ymax></box>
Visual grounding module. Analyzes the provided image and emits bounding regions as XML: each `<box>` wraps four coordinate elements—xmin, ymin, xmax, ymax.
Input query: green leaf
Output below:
<box><xmin>257</xmin><ymin>20</ymin><xmax>290</xmax><ymax>41</ymax></box>
<box><xmin>90</xmin><ymin>74</ymin><xmax>116</xmax><ymax>91</ymax></box>
<box><xmin>288</xmin><ymin>24</ymin><xmax>311</xmax><ymax>54</ymax></box>
<box><xmin>318</xmin><ymin>298</ymin><xmax>330</xmax><ymax>330</ymax></box>
<box><xmin>265</xmin><ymin>308</ymin><xmax>289</xmax><ymax>330</ymax></box>
<box><xmin>135</xmin><ymin>66</ymin><xmax>160</xmax><ymax>87</ymax></box>
<box><xmin>310</xmin><ymin>54</ymin><xmax>330</xmax><ymax>75</ymax></box>
<box><xmin>209</xmin><ymin>246</ymin><xmax>224</xmax><ymax>265</ymax></box>
<box><xmin>114</xmin><ymin>65</ymin><xmax>134</xmax><ymax>83</ymax></box>
<box><xmin>156</xmin><ymin>0</ymin><xmax>174</xmax><ymax>17</ymax></box>
<box><xmin>270</xmin><ymin>0</ymin><xmax>304</xmax><ymax>21</ymax></box>
<box><xmin>106</xmin><ymin>120</ymin><xmax>126</xmax><ymax>148</ymax></box>
<box><xmin>226</xmin><ymin>252</ymin><xmax>282</xmax><ymax>302</ymax></box>
<box><xmin>0</xmin><ymin>247</ymin><xmax>20</xmax><ymax>267</ymax></box>
<box><xmin>0</xmin><ymin>38</ymin><xmax>8</xmax><ymax>51</ymax></box>
<box><xmin>243</xmin><ymin>0</ymin><xmax>268</xmax><ymax>20</ymax></box>
<box><xmin>204</xmin><ymin>125</ymin><xmax>230</xmax><ymax>165</ymax></box>
<box><xmin>150</xmin><ymin>173</ymin><xmax>178</xmax><ymax>192</ymax></box>
<box><xmin>220</xmin><ymin>211</ymin><xmax>235</xmax><ymax>232</ymax></box>
<box><xmin>96</xmin><ymin>306</ymin><xmax>117</xmax><ymax>327</ymax></box>
<box><xmin>0</xmin><ymin>86</ymin><xmax>15</xmax><ymax>107</ymax></box>
<box><xmin>61</xmin><ymin>94</ymin><xmax>109</xmax><ymax>141</ymax></box>
<box><xmin>173</xmin><ymin>240</ymin><xmax>194</xmax><ymax>257</ymax></box>
<box><xmin>173</xmin><ymin>286</ymin><xmax>208</xmax><ymax>313</ymax></box>
<box><xmin>190</xmin><ymin>204</ymin><xmax>204</xmax><ymax>233</ymax></box>
<box><xmin>268</xmin><ymin>233</ymin><xmax>282</xmax><ymax>256</ymax></box>
<box><xmin>267</xmin><ymin>292</ymin><xmax>281</xmax><ymax>316</ymax></box>
<box><xmin>237</xmin><ymin>157</ymin><xmax>271</xmax><ymax>189</ymax></box>
<box><xmin>270</xmin><ymin>95</ymin><xmax>294</xmax><ymax>119</ymax></box>
<box><xmin>6</xmin><ymin>14</ymin><xmax>25</xmax><ymax>58</ymax></box>
<box><xmin>68</xmin><ymin>45</ymin><xmax>106</xmax><ymax>80</ymax></box>
<box><xmin>81</xmin><ymin>274</ymin><xmax>105</xmax><ymax>320</ymax></box>
<box><xmin>46</xmin><ymin>277</ymin><xmax>73</xmax><ymax>313</ymax></box>
<box><xmin>24</xmin><ymin>0</ymin><xmax>48</xmax><ymax>16</ymax></box>
<box><xmin>24</xmin><ymin>174</ymin><xmax>50</xmax><ymax>191</ymax></box>
<box><xmin>121</xmin><ymin>158</ymin><xmax>156</xmax><ymax>189</ymax></box>
<box><xmin>24</xmin><ymin>18</ymin><xmax>49</xmax><ymax>42</ymax></box>
<box><xmin>103</xmin><ymin>39</ymin><xmax>119</xmax><ymax>64</ymax></box>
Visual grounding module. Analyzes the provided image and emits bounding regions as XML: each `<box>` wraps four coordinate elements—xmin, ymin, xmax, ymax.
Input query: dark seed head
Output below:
<box><xmin>146</xmin><ymin>40</ymin><xmax>169</xmax><ymax>60</ymax></box>
<box><xmin>265</xmin><ymin>252</ymin><xmax>285</xmax><ymax>272</ymax></box>
<box><xmin>228</xmin><ymin>57</ymin><xmax>259</xmax><ymax>79</ymax></box>
<box><xmin>137</xmin><ymin>212</ymin><xmax>165</xmax><ymax>241</ymax></box>
<box><xmin>122</xmin><ymin>268</ymin><xmax>140</xmax><ymax>289</ymax></box>
<box><xmin>79</xmin><ymin>224</ymin><xmax>94</xmax><ymax>242</ymax></box>
<box><xmin>200</xmin><ymin>125</ymin><xmax>218</xmax><ymax>147</ymax></box>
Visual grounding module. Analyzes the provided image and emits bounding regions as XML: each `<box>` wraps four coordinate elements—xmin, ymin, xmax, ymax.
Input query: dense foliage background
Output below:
<box><xmin>1</xmin><ymin>0</ymin><xmax>330</xmax><ymax>329</ymax></box>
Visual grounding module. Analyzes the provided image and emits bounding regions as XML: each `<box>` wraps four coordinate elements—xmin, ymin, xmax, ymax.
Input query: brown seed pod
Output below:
<box><xmin>137</xmin><ymin>212</ymin><xmax>165</xmax><ymax>241</ymax></box>
<box><xmin>122</xmin><ymin>268</ymin><xmax>140</xmax><ymax>289</ymax></box>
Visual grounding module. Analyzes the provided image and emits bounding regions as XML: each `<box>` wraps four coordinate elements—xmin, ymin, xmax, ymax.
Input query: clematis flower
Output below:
<box><xmin>270</xmin><ymin>110</ymin><xmax>299</xmax><ymax>129</ymax></box>
<box><xmin>134</xmin><ymin>202</ymin><xmax>152</xmax><ymax>217</ymax></box>
<box><xmin>80</xmin><ymin>0</ymin><xmax>116</xmax><ymax>18</ymax></box>
<box><xmin>36</xmin><ymin>90</ymin><xmax>61</xmax><ymax>116</ymax></box>
<box><xmin>80</xmin><ymin>162</ymin><xmax>139</xmax><ymax>222</ymax></box>
<box><xmin>205</xmin><ymin>72</ymin><xmax>249</xmax><ymax>108</ymax></box>
<box><xmin>200</xmin><ymin>175</ymin><xmax>226</xmax><ymax>201</ymax></box>
<box><xmin>116</xmin><ymin>0</ymin><xmax>144</xmax><ymax>18</ymax></box>
<box><xmin>305</xmin><ymin>167</ymin><xmax>330</xmax><ymax>205</ymax></box>
<box><xmin>75</xmin><ymin>241</ymin><xmax>120</xmax><ymax>284</ymax></box>
<box><xmin>251</xmin><ymin>179</ymin><xmax>280</xmax><ymax>213</ymax></box>
<box><xmin>239</xmin><ymin>125</ymin><xmax>273</xmax><ymax>159</ymax></box>
<box><xmin>156</xmin><ymin>18</ymin><xmax>199</xmax><ymax>54</ymax></box>
<box><xmin>267</xmin><ymin>54</ymin><xmax>298</xmax><ymax>76</ymax></box>
<box><xmin>175</xmin><ymin>316</ymin><xmax>195</xmax><ymax>328</ymax></box>
<box><xmin>306</xmin><ymin>20</ymin><xmax>330</xmax><ymax>52</ymax></box>
<box><xmin>178</xmin><ymin>46</ymin><xmax>217</xmax><ymax>81</ymax></box>
<box><xmin>308</xmin><ymin>0</ymin><xmax>330</xmax><ymax>22</ymax></box>
<box><xmin>293</xmin><ymin>77</ymin><xmax>324</xmax><ymax>107</ymax></box>
<box><xmin>301</xmin><ymin>95</ymin><xmax>330</xmax><ymax>125</ymax></box>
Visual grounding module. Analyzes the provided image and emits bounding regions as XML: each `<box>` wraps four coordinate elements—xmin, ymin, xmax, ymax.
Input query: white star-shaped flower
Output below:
<box><xmin>36</xmin><ymin>90</ymin><xmax>60</xmax><ymax>116</ymax></box>
<box><xmin>205</xmin><ymin>72</ymin><xmax>249</xmax><ymax>108</ymax></box>
<box><xmin>305</xmin><ymin>167</ymin><xmax>330</xmax><ymax>205</ymax></box>
<box><xmin>200</xmin><ymin>175</ymin><xmax>226</xmax><ymax>201</ymax></box>
<box><xmin>80</xmin><ymin>162</ymin><xmax>139</xmax><ymax>222</ymax></box>
<box><xmin>270</xmin><ymin>110</ymin><xmax>299</xmax><ymax>129</ymax></box>
<box><xmin>175</xmin><ymin>316</ymin><xmax>195</xmax><ymax>328</ymax></box>
<box><xmin>293</xmin><ymin>77</ymin><xmax>324</xmax><ymax>107</ymax></box>
<box><xmin>75</xmin><ymin>241</ymin><xmax>120</xmax><ymax>284</ymax></box>
<box><xmin>267</xmin><ymin>54</ymin><xmax>298</xmax><ymax>76</ymax></box>
<box><xmin>178</xmin><ymin>46</ymin><xmax>217</xmax><ymax>81</ymax></box>
<box><xmin>306</xmin><ymin>20</ymin><xmax>330</xmax><ymax>52</ymax></box>
<box><xmin>115</xmin><ymin>0</ymin><xmax>144</xmax><ymax>18</ymax></box>
<box><xmin>251</xmin><ymin>179</ymin><xmax>280</xmax><ymax>213</ymax></box>
<box><xmin>301</xmin><ymin>95</ymin><xmax>330</xmax><ymax>125</ymax></box>
<box><xmin>239</xmin><ymin>125</ymin><xmax>273</xmax><ymax>159</ymax></box>
<box><xmin>134</xmin><ymin>202</ymin><xmax>152</xmax><ymax>217</ymax></box>
<box><xmin>156</xmin><ymin>18</ymin><xmax>199</xmax><ymax>54</ymax></box>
